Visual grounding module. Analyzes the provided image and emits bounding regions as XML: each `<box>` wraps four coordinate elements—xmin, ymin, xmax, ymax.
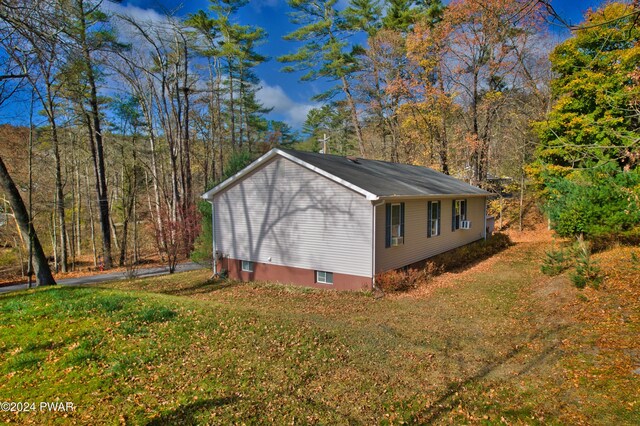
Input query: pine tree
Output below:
<box><xmin>535</xmin><ymin>2</ymin><xmax>640</xmax><ymax>173</ymax></box>
<box><xmin>534</xmin><ymin>2</ymin><xmax>640</xmax><ymax>238</ymax></box>
<box><xmin>280</xmin><ymin>0</ymin><xmax>368</xmax><ymax>157</ymax></box>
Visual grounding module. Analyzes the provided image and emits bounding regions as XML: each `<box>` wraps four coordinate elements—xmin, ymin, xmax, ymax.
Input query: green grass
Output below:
<box><xmin>1</xmin><ymin>241</ymin><xmax>638</xmax><ymax>425</ymax></box>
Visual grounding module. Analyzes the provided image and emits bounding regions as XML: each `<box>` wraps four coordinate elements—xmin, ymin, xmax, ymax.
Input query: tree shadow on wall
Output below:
<box><xmin>220</xmin><ymin>158</ymin><xmax>364</xmax><ymax>282</ymax></box>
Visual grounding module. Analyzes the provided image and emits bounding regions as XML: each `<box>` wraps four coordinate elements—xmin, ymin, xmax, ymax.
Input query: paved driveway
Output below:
<box><xmin>0</xmin><ymin>262</ymin><xmax>206</xmax><ymax>294</ymax></box>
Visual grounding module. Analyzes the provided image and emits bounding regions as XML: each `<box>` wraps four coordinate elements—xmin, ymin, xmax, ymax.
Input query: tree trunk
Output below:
<box><xmin>51</xmin><ymin>192</ymin><xmax>58</xmax><ymax>272</ymax></box>
<box><xmin>215</xmin><ymin>59</ymin><xmax>224</xmax><ymax>180</ymax></box>
<box><xmin>68</xmin><ymin>161</ymin><xmax>76</xmax><ymax>270</ymax></box>
<box><xmin>0</xmin><ymin>155</ymin><xmax>55</xmax><ymax>285</ymax></box>
<box><xmin>73</xmin><ymin>134</ymin><xmax>82</xmax><ymax>257</ymax></box>
<box><xmin>238</xmin><ymin>67</ymin><xmax>245</xmax><ymax>150</ymax></box>
<box><xmin>45</xmin><ymin>84</ymin><xmax>68</xmax><ymax>273</ymax></box>
<box><xmin>145</xmin><ymin>169</ymin><xmax>164</xmax><ymax>261</ymax></box>
<box><xmin>182</xmin><ymin>36</ymin><xmax>192</xmax><ymax>207</ymax></box>
<box><xmin>78</xmin><ymin>0</ymin><xmax>112</xmax><ymax>268</ymax></box>
<box><xmin>85</xmin><ymin>164</ymin><xmax>97</xmax><ymax>267</ymax></box>
<box><xmin>471</xmin><ymin>70</ymin><xmax>480</xmax><ymax>184</ymax></box>
<box><xmin>133</xmin><ymin>201</ymin><xmax>139</xmax><ymax>264</ymax></box>
<box><xmin>13</xmin><ymin>236</ymin><xmax>25</xmax><ymax>277</ymax></box>
<box><xmin>341</xmin><ymin>76</ymin><xmax>366</xmax><ymax>157</ymax></box>
<box><xmin>118</xmin><ymin>143</ymin><xmax>137</xmax><ymax>267</ymax></box>
<box><xmin>228</xmin><ymin>63</ymin><xmax>236</xmax><ymax>150</ymax></box>
<box><xmin>437</xmin><ymin>68</ymin><xmax>450</xmax><ymax>175</ymax></box>
<box><xmin>519</xmin><ymin>149</ymin><xmax>526</xmax><ymax>232</ymax></box>
<box><xmin>138</xmin><ymin>94</ymin><xmax>164</xmax><ymax>247</ymax></box>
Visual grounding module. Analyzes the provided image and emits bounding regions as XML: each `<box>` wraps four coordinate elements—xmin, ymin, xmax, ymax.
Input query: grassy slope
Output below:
<box><xmin>1</xmin><ymin>240</ymin><xmax>638</xmax><ymax>425</ymax></box>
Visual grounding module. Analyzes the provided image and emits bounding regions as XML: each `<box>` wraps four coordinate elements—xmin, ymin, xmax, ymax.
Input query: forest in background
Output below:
<box><xmin>0</xmin><ymin>0</ymin><xmax>638</xmax><ymax>285</ymax></box>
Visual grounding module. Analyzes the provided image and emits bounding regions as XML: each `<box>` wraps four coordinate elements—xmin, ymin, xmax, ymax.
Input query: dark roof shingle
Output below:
<box><xmin>281</xmin><ymin>149</ymin><xmax>489</xmax><ymax>197</ymax></box>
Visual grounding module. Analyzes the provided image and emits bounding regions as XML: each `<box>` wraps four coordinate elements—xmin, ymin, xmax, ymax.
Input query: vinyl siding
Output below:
<box><xmin>213</xmin><ymin>156</ymin><xmax>373</xmax><ymax>278</ymax></box>
<box><xmin>375</xmin><ymin>196</ymin><xmax>486</xmax><ymax>273</ymax></box>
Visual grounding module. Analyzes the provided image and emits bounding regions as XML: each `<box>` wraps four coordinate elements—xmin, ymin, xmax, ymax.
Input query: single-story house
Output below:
<box><xmin>202</xmin><ymin>148</ymin><xmax>491</xmax><ymax>291</ymax></box>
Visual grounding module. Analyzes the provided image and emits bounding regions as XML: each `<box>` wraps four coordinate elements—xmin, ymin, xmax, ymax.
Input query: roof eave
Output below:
<box><xmin>375</xmin><ymin>193</ymin><xmax>490</xmax><ymax>201</ymax></box>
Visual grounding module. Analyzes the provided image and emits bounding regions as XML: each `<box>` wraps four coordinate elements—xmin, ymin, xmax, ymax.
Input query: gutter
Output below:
<box><xmin>376</xmin><ymin>193</ymin><xmax>490</xmax><ymax>201</ymax></box>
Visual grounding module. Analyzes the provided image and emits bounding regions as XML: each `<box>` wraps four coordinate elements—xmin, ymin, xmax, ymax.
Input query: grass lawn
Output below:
<box><xmin>1</xmin><ymin>238</ymin><xmax>638</xmax><ymax>425</ymax></box>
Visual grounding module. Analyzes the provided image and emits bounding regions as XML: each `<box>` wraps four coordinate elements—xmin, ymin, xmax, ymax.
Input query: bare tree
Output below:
<box><xmin>0</xmin><ymin>153</ymin><xmax>55</xmax><ymax>285</ymax></box>
<box><xmin>1</xmin><ymin>0</ymin><xmax>71</xmax><ymax>272</ymax></box>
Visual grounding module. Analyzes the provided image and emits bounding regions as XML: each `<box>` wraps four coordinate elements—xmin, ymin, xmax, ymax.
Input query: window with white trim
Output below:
<box><xmin>454</xmin><ymin>199</ymin><xmax>467</xmax><ymax>230</ymax></box>
<box><xmin>241</xmin><ymin>260</ymin><xmax>253</xmax><ymax>272</ymax></box>
<box><xmin>316</xmin><ymin>271</ymin><xmax>333</xmax><ymax>284</ymax></box>
<box><xmin>428</xmin><ymin>201</ymin><xmax>441</xmax><ymax>237</ymax></box>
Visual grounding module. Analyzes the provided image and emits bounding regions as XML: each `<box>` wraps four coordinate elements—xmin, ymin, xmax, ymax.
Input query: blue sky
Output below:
<box><xmin>106</xmin><ymin>0</ymin><xmax>325</xmax><ymax>129</ymax></box>
<box><xmin>115</xmin><ymin>0</ymin><xmax>609</xmax><ymax>129</ymax></box>
<box><xmin>0</xmin><ymin>0</ymin><xmax>609</xmax><ymax>129</ymax></box>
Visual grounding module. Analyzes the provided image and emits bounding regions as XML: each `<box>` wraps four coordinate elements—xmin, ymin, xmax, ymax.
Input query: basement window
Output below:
<box><xmin>241</xmin><ymin>260</ymin><xmax>254</xmax><ymax>272</ymax></box>
<box><xmin>316</xmin><ymin>271</ymin><xmax>333</xmax><ymax>285</ymax></box>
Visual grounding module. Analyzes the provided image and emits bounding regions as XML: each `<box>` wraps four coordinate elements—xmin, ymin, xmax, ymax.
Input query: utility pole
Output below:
<box><xmin>318</xmin><ymin>133</ymin><xmax>329</xmax><ymax>154</ymax></box>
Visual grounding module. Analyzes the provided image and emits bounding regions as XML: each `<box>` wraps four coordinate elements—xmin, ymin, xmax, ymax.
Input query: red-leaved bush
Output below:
<box><xmin>375</xmin><ymin>233</ymin><xmax>512</xmax><ymax>292</ymax></box>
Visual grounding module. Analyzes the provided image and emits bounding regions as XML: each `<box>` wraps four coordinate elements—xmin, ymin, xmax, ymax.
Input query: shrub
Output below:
<box><xmin>543</xmin><ymin>165</ymin><xmax>640</xmax><ymax>238</ymax></box>
<box><xmin>570</xmin><ymin>236</ymin><xmax>603</xmax><ymax>289</ymax></box>
<box><xmin>375</xmin><ymin>264</ymin><xmax>440</xmax><ymax>292</ymax></box>
<box><xmin>589</xmin><ymin>227</ymin><xmax>640</xmax><ymax>252</ymax></box>
<box><xmin>541</xmin><ymin>246</ymin><xmax>571</xmax><ymax>276</ymax></box>
<box><xmin>375</xmin><ymin>233</ymin><xmax>512</xmax><ymax>292</ymax></box>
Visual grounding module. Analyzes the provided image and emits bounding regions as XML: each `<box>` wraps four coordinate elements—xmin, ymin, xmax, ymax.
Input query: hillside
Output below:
<box><xmin>1</xmin><ymin>237</ymin><xmax>638</xmax><ymax>424</ymax></box>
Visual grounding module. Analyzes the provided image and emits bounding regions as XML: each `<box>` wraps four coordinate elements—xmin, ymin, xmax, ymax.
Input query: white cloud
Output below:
<box><xmin>102</xmin><ymin>1</ymin><xmax>168</xmax><ymax>25</ymax></box>
<box><xmin>100</xmin><ymin>3</ymin><xmax>316</xmax><ymax>129</ymax></box>
<box><xmin>101</xmin><ymin>1</ymin><xmax>176</xmax><ymax>47</ymax></box>
<box><xmin>256</xmin><ymin>82</ymin><xmax>317</xmax><ymax>127</ymax></box>
<box><xmin>250</xmin><ymin>0</ymin><xmax>280</xmax><ymax>12</ymax></box>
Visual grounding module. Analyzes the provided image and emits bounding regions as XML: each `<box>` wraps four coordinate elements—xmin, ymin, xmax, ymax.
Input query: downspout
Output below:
<box><xmin>209</xmin><ymin>199</ymin><xmax>217</xmax><ymax>277</ymax></box>
<box><xmin>371</xmin><ymin>199</ymin><xmax>385</xmax><ymax>290</ymax></box>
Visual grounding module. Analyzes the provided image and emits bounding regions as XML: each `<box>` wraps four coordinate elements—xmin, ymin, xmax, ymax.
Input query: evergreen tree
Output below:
<box><xmin>343</xmin><ymin>0</ymin><xmax>382</xmax><ymax>37</ymax></box>
<box><xmin>534</xmin><ymin>2</ymin><xmax>640</xmax><ymax>238</ymax></box>
<box><xmin>382</xmin><ymin>0</ymin><xmax>443</xmax><ymax>33</ymax></box>
<box><xmin>279</xmin><ymin>0</ymin><xmax>368</xmax><ymax>156</ymax></box>
<box><xmin>535</xmin><ymin>2</ymin><xmax>640</xmax><ymax>174</ymax></box>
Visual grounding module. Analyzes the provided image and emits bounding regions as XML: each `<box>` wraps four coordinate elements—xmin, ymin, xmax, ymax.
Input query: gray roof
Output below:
<box><xmin>280</xmin><ymin>149</ymin><xmax>489</xmax><ymax>197</ymax></box>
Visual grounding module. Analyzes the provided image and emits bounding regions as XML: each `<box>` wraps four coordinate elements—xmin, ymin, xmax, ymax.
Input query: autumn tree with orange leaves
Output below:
<box><xmin>405</xmin><ymin>0</ymin><xmax>550</xmax><ymax>184</ymax></box>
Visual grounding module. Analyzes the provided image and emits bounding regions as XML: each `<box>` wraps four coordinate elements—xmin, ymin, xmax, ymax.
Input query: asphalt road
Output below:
<box><xmin>0</xmin><ymin>262</ymin><xmax>206</xmax><ymax>294</ymax></box>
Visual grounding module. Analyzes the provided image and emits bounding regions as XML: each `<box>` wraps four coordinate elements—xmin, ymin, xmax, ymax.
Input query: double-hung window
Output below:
<box><xmin>385</xmin><ymin>202</ymin><xmax>405</xmax><ymax>247</ymax></box>
<box><xmin>427</xmin><ymin>201</ymin><xmax>441</xmax><ymax>237</ymax></box>
<box><xmin>452</xmin><ymin>199</ymin><xmax>468</xmax><ymax>230</ymax></box>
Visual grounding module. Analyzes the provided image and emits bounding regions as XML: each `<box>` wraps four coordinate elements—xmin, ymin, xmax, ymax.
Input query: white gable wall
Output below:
<box><xmin>213</xmin><ymin>156</ymin><xmax>373</xmax><ymax>278</ymax></box>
